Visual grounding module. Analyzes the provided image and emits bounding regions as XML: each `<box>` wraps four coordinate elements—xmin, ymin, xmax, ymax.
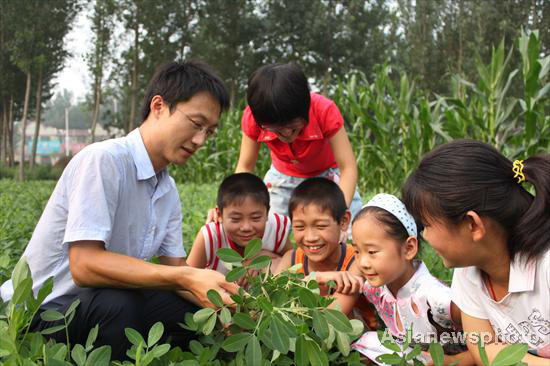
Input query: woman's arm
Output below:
<box><xmin>462</xmin><ymin>312</ymin><xmax>546</xmax><ymax>364</ymax></box>
<box><xmin>329</xmin><ymin>127</ymin><xmax>358</xmax><ymax>208</ymax></box>
<box><xmin>235</xmin><ymin>133</ymin><xmax>261</xmax><ymax>173</ymax></box>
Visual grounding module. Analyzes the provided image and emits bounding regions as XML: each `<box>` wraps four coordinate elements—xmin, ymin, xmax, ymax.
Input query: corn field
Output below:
<box><xmin>171</xmin><ymin>31</ymin><xmax>549</xmax><ymax>197</ymax></box>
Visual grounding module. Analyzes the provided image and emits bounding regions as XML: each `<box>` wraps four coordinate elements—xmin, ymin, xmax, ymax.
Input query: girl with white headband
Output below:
<box><xmin>333</xmin><ymin>193</ymin><xmax>473</xmax><ymax>365</ymax></box>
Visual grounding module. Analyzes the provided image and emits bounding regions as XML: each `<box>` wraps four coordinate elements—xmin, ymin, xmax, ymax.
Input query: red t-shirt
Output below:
<box><xmin>241</xmin><ymin>92</ymin><xmax>344</xmax><ymax>177</ymax></box>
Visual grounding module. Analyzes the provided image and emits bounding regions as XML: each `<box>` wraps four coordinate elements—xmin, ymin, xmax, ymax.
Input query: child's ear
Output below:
<box><xmin>340</xmin><ymin>211</ymin><xmax>351</xmax><ymax>232</ymax></box>
<box><xmin>403</xmin><ymin>237</ymin><xmax>418</xmax><ymax>260</ymax></box>
<box><xmin>464</xmin><ymin>210</ymin><xmax>486</xmax><ymax>242</ymax></box>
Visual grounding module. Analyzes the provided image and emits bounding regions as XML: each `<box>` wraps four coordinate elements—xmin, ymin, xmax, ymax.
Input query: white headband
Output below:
<box><xmin>362</xmin><ymin>193</ymin><xmax>417</xmax><ymax>237</ymax></box>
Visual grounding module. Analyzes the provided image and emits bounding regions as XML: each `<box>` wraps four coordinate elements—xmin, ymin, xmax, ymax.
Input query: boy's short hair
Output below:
<box><xmin>247</xmin><ymin>62</ymin><xmax>310</xmax><ymax>127</ymax></box>
<box><xmin>288</xmin><ymin>177</ymin><xmax>347</xmax><ymax>222</ymax></box>
<box><xmin>217</xmin><ymin>173</ymin><xmax>270</xmax><ymax>212</ymax></box>
<box><xmin>140</xmin><ymin>60</ymin><xmax>230</xmax><ymax>122</ymax></box>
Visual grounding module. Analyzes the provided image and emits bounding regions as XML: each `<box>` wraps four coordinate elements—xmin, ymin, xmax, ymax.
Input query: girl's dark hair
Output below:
<box><xmin>352</xmin><ymin>206</ymin><xmax>410</xmax><ymax>243</ymax></box>
<box><xmin>288</xmin><ymin>177</ymin><xmax>347</xmax><ymax>223</ymax></box>
<box><xmin>141</xmin><ymin>60</ymin><xmax>230</xmax><ymax>122</ymax></box>
<box><xmin>217</xmin><ymin>173</ymin><xmax>270</xmax><ymax>212</ymax></box>
<box><xmin>402</xmin><ymin>139</ymin><xmax>550</xmax><ymax>262</ymax></box>
<box><xmin>247</xmin><ymin>62</ymin><xmax>310</xmax><ymax>127</ymax></box>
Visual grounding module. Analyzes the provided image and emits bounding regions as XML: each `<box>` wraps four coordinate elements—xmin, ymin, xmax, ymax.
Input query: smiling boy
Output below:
<box><xmin>0</xmin><ymin>61</ymin><xmax>238</xmax><ymax>360</ymax></box>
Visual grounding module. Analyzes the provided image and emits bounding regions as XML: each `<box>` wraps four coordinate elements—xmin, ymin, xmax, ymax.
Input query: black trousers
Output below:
<box><xmin>31</xmin><ymin>288</ymin><xmax>200</xmax><ymax>361</ymax></box>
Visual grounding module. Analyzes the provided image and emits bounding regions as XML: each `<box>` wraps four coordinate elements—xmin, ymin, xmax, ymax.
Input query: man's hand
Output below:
<box><xmin>184</xmin><ymin>267</ymin><xmax>239</xmax><ymax>308</ymax></box>
<box><xmin>312</xmin><ymin>271</ymin><xmax>364</xmax><ymax>295</ymax></box>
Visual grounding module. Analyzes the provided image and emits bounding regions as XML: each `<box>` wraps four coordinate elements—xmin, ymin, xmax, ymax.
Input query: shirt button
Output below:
<box><xmin>291</xmin><ymin>159</ymin><xmax>299</xmax><ymax>164</ymax></box>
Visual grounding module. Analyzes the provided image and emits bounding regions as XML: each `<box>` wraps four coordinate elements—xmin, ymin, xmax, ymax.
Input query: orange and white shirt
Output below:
<box><xmin>200</xmin><ymin>212</ymin><xmax>291</xmax><ymax>274</ymax></box>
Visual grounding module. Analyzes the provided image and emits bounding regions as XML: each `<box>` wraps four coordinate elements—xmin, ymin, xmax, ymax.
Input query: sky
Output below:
<box><xmin>52</xmin><ymin>9</ymin><xmax>92</xmax><ymax>103</ymax></box>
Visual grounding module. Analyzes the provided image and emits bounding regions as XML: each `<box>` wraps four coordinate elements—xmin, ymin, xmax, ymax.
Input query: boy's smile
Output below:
<box><xmin>220</xmin><ymin>197</ymin><xmax>268</xmax><ymax>247</ymax></box>
<box><xmin>291</xmin><ymin>203</ymin><xmax>349</xmax><ymax>270</ymax></box>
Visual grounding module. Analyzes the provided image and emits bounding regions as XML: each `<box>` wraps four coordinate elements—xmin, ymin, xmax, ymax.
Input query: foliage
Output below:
<box><xmin>169</xmin><ymin>239</ymin><xmax>366</xmax><ymax>365</ymax></box>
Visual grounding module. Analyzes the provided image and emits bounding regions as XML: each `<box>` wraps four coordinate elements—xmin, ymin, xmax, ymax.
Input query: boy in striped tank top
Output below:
<box><xmin>187</xmin><ymin>173</ymin><xmax>292</xmax><ymax>275</ymax></box>
<box><xmin>274</xmin><ymin>178</ymin><xmax>378</xmax><ymax>330</ymax></box>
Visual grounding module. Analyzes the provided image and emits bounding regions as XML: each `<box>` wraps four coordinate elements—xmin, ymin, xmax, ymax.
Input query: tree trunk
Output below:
<box><xmin>19</xmin><ymin>71</ymin><xmax>32</xmax><ymax>181</ymax></box>
<box><xmin>30</xmin><ymin>66</ymin><xmax>43</xmax><ymax>169</ymax></box>
<box><xmin>90</xmin><ymin>77</ymin><xmax>102</xmax><ymax>143</ymax></box>
<box><xmin>128</xmin><ymin>5</ymin><xmax>139</xmax><ymax>132</ymax></box>
<box><xmin>1</xmin><ymin>100</ymin><xmax>6</xmax><ymax>166</ymax></box>
<box><xmin>8</xmin><ymin>95</ymin><xmax>14</xmax><ymax>167</ymax></box>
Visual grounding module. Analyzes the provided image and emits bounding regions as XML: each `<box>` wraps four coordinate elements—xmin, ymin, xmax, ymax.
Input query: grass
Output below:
<box><xmin>0</xmin><ymin>179</ymin><xmax>451</xmax><ymax>286</ymax></box>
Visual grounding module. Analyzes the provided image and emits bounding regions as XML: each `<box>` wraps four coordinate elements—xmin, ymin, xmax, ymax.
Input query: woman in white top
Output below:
<box><xmin>402</xmin><ymin>140</ymin><xmax>550</xmax><ymax>364</ymax></box>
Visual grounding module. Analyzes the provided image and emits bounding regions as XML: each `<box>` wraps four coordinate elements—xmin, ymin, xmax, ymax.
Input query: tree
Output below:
<box><xmin>87</xmin><ymin>0</ymin><xmax>116</xmax><ymax>142</ymax></box>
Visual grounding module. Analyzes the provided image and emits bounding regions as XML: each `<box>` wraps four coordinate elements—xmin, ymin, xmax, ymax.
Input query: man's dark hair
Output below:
<box><xmin>247</xmin><ymin>62</ymin><xmax>310</xmax><ymax>127</ymax></box>
<box><xmin>217</xmin><ymin>173</ymin><xmax>270</xmax><ymax>212</ymax></box>
<box><xmin>288</xmin><ymin>177</ymin><xmax>347</xmax><ymax>222</ymax></box>
<box><xmin>141</xmin><ymin>60</ymin><xmax>230</xmax><ymax>122</ymax></box>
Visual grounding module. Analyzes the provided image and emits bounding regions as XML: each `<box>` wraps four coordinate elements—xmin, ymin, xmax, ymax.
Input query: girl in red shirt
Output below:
<box><xmin>236</xmin><ymin>63</ymin><xmax>362</xmax><ymax>218</ymax></box>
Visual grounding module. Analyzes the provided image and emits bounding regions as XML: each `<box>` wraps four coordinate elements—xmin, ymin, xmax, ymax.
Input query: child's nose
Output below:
<box><xmin>304</xmin><ymin>227</ymin><xmax>319</xmax><ymax>242</ymax></box>
<box><xmin>359</xmin><ymin>255</ymin><xmax>371</xmax><ymax>269</ymax></box>
<box><xmin>241</xmin><ymin>220</ymin><xmax>253</xmax><ymax>231</ymax></box>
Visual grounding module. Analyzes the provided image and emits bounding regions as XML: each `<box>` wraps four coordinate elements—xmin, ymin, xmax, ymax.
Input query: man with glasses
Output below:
<box><xmin>0</xmin><ymin>61</ymin><xmax>238</xmax><ymax>360</ymax></box>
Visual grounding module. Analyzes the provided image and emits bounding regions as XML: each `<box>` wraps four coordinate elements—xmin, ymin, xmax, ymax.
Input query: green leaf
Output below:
<box><xmin>349</xmin><ymin>319</ymin><xmax>364</xmax><ymax>338</ymax></box>
<box><xmin>306</xmin><ymin>340</ymin><xmax>328</xmax><ymax>366</ymax></box>
<box><xmin>12</xmin><ymin>256</ymin><xmax>31</xmax><ymax>289</ymax></box>
<box><xmin>270</xmin><ymin>316</ymin><xmax>290</xmax><ymax>354</ymax></box>
<box><xmin>85</xmin><ymin>325</ymin><xmax>99</xmax><ymax>351</ymax></box>
<box><xmin>71</xmin><ymin>344</ymin><xmax>86</xmax><ymax>366</ymax></box>
<box><xmin>477</xmin><ymin>339</ymin><xmax>490</xmax><ymax>366</ymax></box>
<box><xmin>336</xmin><ymin>331</ymin><xmax>350</xmax><ymax>356</ymax></box>
<box><xmin>84</xmin><ymin>345</ymin><xmax>111</xmax><ymax>366</ymax></box>
<box><xmin>40</xmin><ymin>309</ymin><xmax>64</xmax><ymax>322</ymax></box>
<box><xmin>298</xmin><ymin>288</ymin><xmax>317</xmax><ymax>308</ymax></box>
<box><xmin>148</xmin><ymin>322</ymin><xmax>164</xmax><ymax>347</ymax></box>
<box><xmin>491</xmin><ymin>343</ymin><xmax>529</xmax><ymax>366</ymax></box>
<box><xmin>226</xmin><ymin>267</ymin><xmax>247</xmax><ymax>283</ymax></box>
<box><xmin>244</xmin><ymin>239</ymin><xmax>262</xmax><ymax>260</ymax></box>
<box><xmin>207</xmin><ymin>289</ymin><xmax>224</xmax><ymax>308</ymax></box>
<box><xmin>323</xmin><ymin>309</ymin><xmax>352</xmax><ymax>333</ymax></box>
<box><xmin>376</xmin><ymin>353</ymin><xmax>403</xmax><ymax>364</ymax></box>
<box><xmin>193</xmin><ymin>308</ymin><xmax>215</xmax><ymax>325</ymax></box>
<box><xmin>295</xmin><ymin>336</ymin><xmax>309</xmax><ymax>366</ymax></box>
<box><xmin>65</xmin><ymin>299</ymin><xmax>81</xmax><ymax>317</ymax></box>
<box><xmin>245</xmin><ymin>334</ymin><xmax>262</xmax><ymax>366</ymax></box>
<box><xmin>125</xmin><ymin>327</ymin><xmax>146</xmax><ymax>347</ymax></box>
<box><xmin>257</xmin><ymin>296</ymin><xmax>274</xmax><ymax>313</ymax></box>
<box><xmin>233</xmin><ymin>312</ymin><xmax>256</xmax><ymax>330</ymax></box>
<box><xmin>406</xmin><ymin>346</ymin><xmax>422</xmax><ymax>361</ymax></box>
<box><xmin>41</xmin><ymin>324</ymin><xmax>66</xmax><ymax>335</ymax></box>
<box><xmin>247</xmin><ymin>255</ymin><xmax>271</xmax><ymax>270</ymax></box>
<box><xmin>219</xmin><ymin>307</ymin><xmax>231</xmax><ymax>325</ymax></box>
<box><xmin>11</xmin><ymin>277</ymin><xmax>33</xmax><ymax>305</ymax></box>
<box><xmin>35</xmin><ymin>276</ymin><xmax>54</xmax><ymax>306</ymax></box>
<box><xmin>216</xmin><ymin>248</ymin><xmax>244</xmax><ymax>263</ymax></box>
<box><xmin>150</xmin><ymin>343</ymin><xmax>171</xmax><ymax>359</ymax></box>
<box><xmin>189</xmin><ymin>340</ymin><xmax>204</xmax><ymax>355</ymax></box>
<box><xmin>222</xmin><ymin>333</ymin><xmax>251</xmax><ymax>352</ymax></box>
<box><xmin>202</xmin><ymin>313</ymin><xmax>217</xmax><ymax>335</ymax></box>
<box><xmin>429</xmin><ymin>343</ymin><xmax>444</xmax><ymax>365</ymax></box>
<box><xmin>312</xmin><ymin>310</ymin><xmax>329</xmax><ymax>339</ymax></box>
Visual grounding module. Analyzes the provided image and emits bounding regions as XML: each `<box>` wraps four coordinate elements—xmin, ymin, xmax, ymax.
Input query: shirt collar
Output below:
<box><xmin>463</xmin><ymin>256</ymin><xmax>536</xmax><ymax>293</ymax></box>
<box><xmin>127</xmin><ymin>128</ymin><xmax>156</xmax><ymax>181</ymax></box>
<box><xmin>508</xmin><ymin>256</ymin><xmax>536</xmax><ymax>293</ymax></box>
